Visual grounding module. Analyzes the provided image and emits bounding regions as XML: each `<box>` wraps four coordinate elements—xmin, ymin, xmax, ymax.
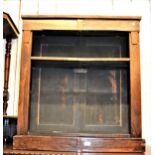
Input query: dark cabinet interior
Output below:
<box><xmin>29</xmin><ymin>31</ymin><xmax>130</xmax><ymax>135</ymax></box>
<box><xmin>3</xmin><ymin>116</ymin><xmax>17</xmax><ymax>145</ymax></box>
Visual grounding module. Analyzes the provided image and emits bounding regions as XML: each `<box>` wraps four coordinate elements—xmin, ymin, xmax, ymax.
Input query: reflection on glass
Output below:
<box><xmin>32</xmin><ymin>31</ymin><xmax>128</xmax><ymax>58</ymax></box>
<box><xmin>29</xmin><ymin>66</ymin><xmax>129</xmax><ymax>134</ymax></box>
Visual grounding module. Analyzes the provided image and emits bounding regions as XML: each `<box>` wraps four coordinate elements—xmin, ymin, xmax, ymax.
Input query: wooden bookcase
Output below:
<box><xmin>13</xmin><ymin>15</ymin><xmax>145</xmax><ymax>154</ymax></box>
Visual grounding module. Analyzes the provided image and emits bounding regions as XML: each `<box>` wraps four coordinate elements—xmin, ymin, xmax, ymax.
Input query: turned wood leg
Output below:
<box><xmin>3</xmin><ymin>37</ymin><xmax>12</xmax><ymax>115</ymax></box>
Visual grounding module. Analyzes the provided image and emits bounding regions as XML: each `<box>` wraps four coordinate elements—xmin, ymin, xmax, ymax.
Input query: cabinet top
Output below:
<box><xmin>22</xmin><ymin>15</ymin><xmax>141</xmax><ymax>20</ymax></box>
<box><xmin>3</xmin><ymin>12</ymin><xmax>19</xmax><ymax>39</ymax></box>
<box><xmin>21</xmin><ymin>15</ymin><xmax>141</xmax><ymax>32</ymax></box>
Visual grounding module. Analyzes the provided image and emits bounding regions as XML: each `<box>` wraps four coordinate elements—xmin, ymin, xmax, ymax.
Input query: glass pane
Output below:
<box><xmin>82</xmin><ymin>69</ymin><xmax>129</xmax><ymax>134</ymax></box>
<box><xmin>29</xmin><ymin>63</ymin><xmax>129</xmax><ymax>134</ymax></box>
<box><xmin>32</xmin><ymin>31</ymin><xmax>129</xmax><ymax>58</ymax></box>
<box><xmin>29</xmin><ymin>67</ymin><xmax>76</xmax><ymax>133</ymax></box>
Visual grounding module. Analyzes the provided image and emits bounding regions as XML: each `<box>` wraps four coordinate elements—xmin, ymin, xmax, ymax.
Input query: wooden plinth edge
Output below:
<box><xmin>4</xmin><ymin>145</ymin><xmax>145</xmax><ymax>155</ymax></box>
<box><xmin>13</xmin><ymin>135</ymin><xmax>145</xmax><ymax>153</ymax></box>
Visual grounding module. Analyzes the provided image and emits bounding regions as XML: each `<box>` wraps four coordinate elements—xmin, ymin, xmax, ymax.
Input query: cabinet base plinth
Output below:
<box><xmin>13</xmin><ymin>135</ymin><xmax>145</xmax><ymax>153</ymax></box>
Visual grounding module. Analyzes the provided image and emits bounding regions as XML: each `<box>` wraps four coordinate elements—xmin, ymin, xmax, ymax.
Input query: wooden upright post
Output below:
<box><xmin>3</xmin><ymin>37</ymin><xmax>12</xmax><ymax>115</ymax></box>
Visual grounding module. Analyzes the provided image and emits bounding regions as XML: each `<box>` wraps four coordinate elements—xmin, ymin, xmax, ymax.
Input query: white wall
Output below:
<box><xmin>3</xmin><ymin>0</ymin><xmax>153</xmax><ymax>154</ymax></box>
<box><xmin>150</xmin><ymin>0</ymin><xmax>155</xmax><ymax>154</ymax></box>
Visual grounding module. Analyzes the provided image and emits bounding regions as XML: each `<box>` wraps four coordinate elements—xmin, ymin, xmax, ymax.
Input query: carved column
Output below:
<box><xmin>3</xmin><ymin>37</ymin><xmax>12</xmax><ymax>115</ymax></box>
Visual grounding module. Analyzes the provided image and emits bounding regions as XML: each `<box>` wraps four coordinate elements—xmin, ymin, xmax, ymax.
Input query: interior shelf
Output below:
<box><xmin>31</xmin><ymin>57</ymin><xmax>129</xmax><ymax>68</ymax></box>
<box><xmin>31</xmin><ymin>56</ymin><xmax>130</xmax><ymax>62</ymax></box>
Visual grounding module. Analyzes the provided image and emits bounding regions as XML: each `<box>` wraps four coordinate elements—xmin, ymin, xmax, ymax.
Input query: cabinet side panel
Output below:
<box><xmin>129</xmin><ymin>32</ymin><xmax>141</xmax><ymax>137</ymax></box>
<box><xmin>17</xmin><ymin>30</ymin><xmax>32</xmax><ymax>135</ymax></box>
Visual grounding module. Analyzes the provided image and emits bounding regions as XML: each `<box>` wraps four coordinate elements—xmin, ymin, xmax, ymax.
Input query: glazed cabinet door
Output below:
<box><xmin>29</xmin><ymin>31</ymin><xmax>130</xmax><ymax>136</ymax></box>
